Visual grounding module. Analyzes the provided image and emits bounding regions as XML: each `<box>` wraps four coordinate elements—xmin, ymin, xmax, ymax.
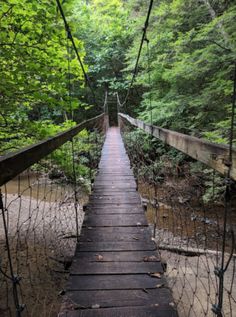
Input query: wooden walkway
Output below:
<box><xmin>60</xmin><ymin>127</ymin><xmax>178</xmax><ymax>317</ymax></box>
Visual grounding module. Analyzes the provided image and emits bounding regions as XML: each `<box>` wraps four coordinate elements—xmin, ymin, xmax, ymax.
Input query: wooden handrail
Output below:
<box><xmin>0</xmin><ymin>114</ymin><xmax>105</xmax><ymax>186</ymax></box>
<box><xmin>119</xmin><ymin>113</ymin><xmax>236</xmax><ymax>180</ymax></box>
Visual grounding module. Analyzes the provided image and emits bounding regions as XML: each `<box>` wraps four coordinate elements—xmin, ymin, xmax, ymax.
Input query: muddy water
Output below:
<box><xmin>138</xmin><ymin>181</ymin><xmax>235</xmax><ymax>252</ymax></box>
<box><xmin>4</xmin><ymin>174</ymin><xmax>89</xmax><ymax>207</ymax></box>
<box><xmin>4</xmin><ymin>174</ymin><xmax>72</xmax><ymax>201</ymax></box>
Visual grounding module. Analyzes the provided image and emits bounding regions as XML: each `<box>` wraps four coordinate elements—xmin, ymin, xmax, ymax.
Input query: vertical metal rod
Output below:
<box><xmin>71</xmin><ymin>139</ymin><xmax>79</xmax><ymax>241</ymax></box>
<box><xmin>0</xmin><ymin>191</ymin><xmax>22</xmax><ymax>317</ymax></box>
<box><xmin>153</xmin><ymin>184</ymin><xmax>158</xmax><ymax>238</ymax></box>
<box><xmin>88</xmin><ymin>134</ymin><xmax>92</xmax><ymax>182</ymax></box>
<box><xmin>213</xmin><ymin>62</ymin><xmax>236</xmax><ymax>316</ymax></box>
<box><xmin>228</xmin><ymin>62</ymin><xmax>236</xmax><ymax>166</ymax></box>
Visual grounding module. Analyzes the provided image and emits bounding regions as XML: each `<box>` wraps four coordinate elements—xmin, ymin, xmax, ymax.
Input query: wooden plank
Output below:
<box><xmin>76</xmin><ymin>241</ymin><xmax>156</xmax><ymax>252</ymax></box>
<box><xmin>79</xmin><ymin>228</ymin><xmax>151</xmax><ymax>242</ymax></box>
<box><xmin>92</xmin><ymin>189</ymin><xmax>138</xmax><ymax>194</ymax></box>
<box><xmin>119</xmin><ymin>112</ymin><xmax>236</xmax><ymax>180</ymax></box>
<box><xmin>90</xmin><ymin>192</ymin><xmax>138</xmax><ymax>197</ymax></box>
<box><xmin>67</xmin><ymin>274</ymin><xmax>166</xmax><ymax>290</ymax></box>
<box><xmin>95</xmin><ymin>177</ymin><xmax>136</xmax><ymax>181</ymax></box>
<box><xmin>79</xmin><ymin>231</ymin><xmax>150</xmax><ymax>242</ymax></box>
<box><xmin>88</xmin><ymin>198</ymin><xmax>140</xmax><ymax>204</ymax></box>
<box><xmin>85</xmin><ymin>209</ymin><xmax>144</xmax><ymax>215</ymax></box>
<box><xmin>87</xmin><ymin>204</ymin><xmax>141</xmax><ymax>209</ymax></box>
<box><xmin>91</xmin><ymin>192</ymin><xmax>139</xmax><ymax>196</ymax></box>
<box><xmin>80</xmin><ymin>225</ymin><xmax>151</xmax><ymax>235</ymax></box>
<box><xmin>64</xmin><ymin>288</ymin><xmax>174</xmax><ymax>308</ymax></box>
<box><xmin>59</xmin><ymin>306</ymin><xmax>178</xmax><ymax>317</ymax></box>
<box><xmin>93</xmin><ymin>181</ymin><xmax>136</xmax><ymax>187</ymax></box>
<box><xmin>88</xmin><ymin>201</ymin><xmax>140</xmax><ymax>205</ymax></box>
<box><xmin>97</xmin><ymin>172</ymin><xmax>134</xmax><ymax>176</ymax></box>
<box><xmin>87</xmin><ymin>201</ymin><xmax>141</xmax><ymax>206</ymax></box>
<box><xmin>70</xmin><ymin>261</ymin><xmax>163</xmax><ymax>274</ymax></box>
<box><xmin>98</xmin><ymin>168</ymin><xmax>132</xmax><ymax>172</ymax></box>
<box><xmin>85</xmin><ymin>205</ymin><xmax>143</xmax><ymax>210</ymax></box>
<box><xmin>83</xmin><ymin>214</ymin><xmax>147</xmax><ymax>227</ymax></box>
<box><xmin>0</xmin><ymin>114</ymin><xmax>105</xmax><ymax>186</ymax></box>
<box><xmin>88</xmin><ymin>200</ymin><xmax>140</xmax><ymax>205</ymax></box>
<box><xmin>93</xmin><ymin>184</ymin><xmax>137</xmax><ymax>192</ymax></box>
<box><xmin>90</xmin><ymin>192</ymin><xmax>140</xmax><ymax>197</ymax></box>
<box><xmin>73</xmin><ymin>251</ymin><xmax>160</xmax><ymax>262</ymax></box>
<box><xmin>89</xmin><ymin>198</ymin><xmax>140</xmax><ymax>203</ymax></box>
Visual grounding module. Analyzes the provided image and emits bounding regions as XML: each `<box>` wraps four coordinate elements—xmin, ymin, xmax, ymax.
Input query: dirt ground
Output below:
<box><xmin>0</xmin><ymin>190</ymin><xmax>85</xmax><ymax>317</ymax></box>
<box><xmin>157</xmin><ymin>247</ymin><xmax>236</xmax><ymax>317</ymax></box>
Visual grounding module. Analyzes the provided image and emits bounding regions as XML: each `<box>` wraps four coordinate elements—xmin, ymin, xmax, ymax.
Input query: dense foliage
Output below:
<box><xmin>125</xmin><ymin>0</ymin><xmax>236</xmax><ymax>144</ymax></box>
<box><xmin>1</xmin><ymin>0</ymin><xmax>235</xmax><ymax>188</ymax></box>
<box><xmin>0</xmin><ymin>0</ymin><xmax>86</xmax><ymax>153</ymax></box>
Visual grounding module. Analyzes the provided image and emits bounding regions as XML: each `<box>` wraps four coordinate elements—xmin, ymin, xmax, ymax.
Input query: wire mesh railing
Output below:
<box><xmin>119</xmin><ymin>114</ymin><xmax>236</xmax><ymax>317</ymax></box>
<box><xmin>0</xmin><ymin>114</ymin><xmax>106</xmax><ymax>317</ymax></box>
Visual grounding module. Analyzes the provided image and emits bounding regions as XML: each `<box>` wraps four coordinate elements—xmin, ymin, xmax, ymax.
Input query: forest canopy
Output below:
<box><xmin>0</xmin><ymin>0</ymin><xmax>236</xmax><ymax>154</ymax></box>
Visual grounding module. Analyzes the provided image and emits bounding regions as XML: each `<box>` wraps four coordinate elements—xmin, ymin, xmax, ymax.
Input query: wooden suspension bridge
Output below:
<box><xmin>0</xmin><ymin>113</ymin><xmax>235</xmax><ymax>317</ymax></box>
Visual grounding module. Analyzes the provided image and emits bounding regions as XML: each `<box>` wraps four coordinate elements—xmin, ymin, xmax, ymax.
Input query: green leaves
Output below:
<box><xmin>0</xmin><ymin>0</ymin><xmax>90</xmax><ymax>154</ymax></box>
<box><xmin>125</xmin><ymin>0</ymin><xmax>236</xmax><ymax>144</ymax></box>
<box><xmin>71</xmin><ymin>0</ymin><xmax>130</xmax><ymax>100</ymax></box>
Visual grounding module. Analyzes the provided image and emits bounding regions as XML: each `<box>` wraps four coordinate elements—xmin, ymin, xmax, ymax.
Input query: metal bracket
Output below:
<box><xmin>13</xmin><ymin>275</ymin><xmax>22</xmax><ymax>285</ymax></box>
<box><xmin>17</xmin><ymin>304</ymin><xmax>25</xmax><ymax>314</ymax></box>
<box><xmin>212</xmin><ymin>304</ymin><xmax>222</xmax><ymax>316</ymax></box>
<box><xmin>214</xmin><ymin>267</ymin><xmax>224</xmax><ymax>278</ymax></box>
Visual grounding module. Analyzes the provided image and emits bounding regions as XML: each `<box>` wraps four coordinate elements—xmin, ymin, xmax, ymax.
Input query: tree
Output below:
<box><xmin>0</xmin><ymin>0</ymin><xmax>84</xmax><ymax>152</ymax></box>
<box><xmin>125</xmin><ymin>0</ymin><xmax>236</xmax><ymax>143</ymax></box>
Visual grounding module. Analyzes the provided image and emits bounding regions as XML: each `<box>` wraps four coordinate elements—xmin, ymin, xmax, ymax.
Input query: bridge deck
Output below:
<box><xmin>60</xmin><ymin>127</ymin><xmax>178</xmax><ymax>317</ymax></box>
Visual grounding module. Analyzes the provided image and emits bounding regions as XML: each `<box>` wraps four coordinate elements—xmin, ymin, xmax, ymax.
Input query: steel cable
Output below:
<box><xmin>120</xmin><ymin>0</ymin><xmax>154</xmax><ymax>109</ymax></box>
<box><xmin>55</xmin><ymin>0</ymin><xmax>99</xmax><ymax>108</ymax></box>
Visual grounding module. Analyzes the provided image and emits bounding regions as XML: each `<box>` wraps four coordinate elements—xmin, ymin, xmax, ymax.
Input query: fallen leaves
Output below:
<box><xmin>91</xmin><ymin>304</ymin><xmax>100</xmax><ymax>309</ymax></box>
<box><xmin>95</xmin><ymin>254</ymin><xmax>103</xmax><ymax>261</ymax></box>
<box><xmin>143</xmin><ymin>255</ymin><xmax>159</xmax><ymax>262</ymax></box>
<box><xmin>156</xmin><ymin>283</ymin><xmax>165</xmax><ymax>288</ymax></box>
<box><xmin>149</xmin><ymin>272</ymin><xmax>162</xmax><ymax>278</ymax></box>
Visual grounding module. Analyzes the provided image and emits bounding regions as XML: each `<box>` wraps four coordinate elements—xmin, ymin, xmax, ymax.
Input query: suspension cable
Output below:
<box><xmin>0</xmin><ymin>191</ymin><xmax>24</xmax><ymax>317</ymax></box>
<box><xmin>213</xmin><ymin>62</ymin><xmax>236</xmax><ymax>317</ymax></box>
<box><xmin>67</xmin><ymin>38</ymin><xmax>73</xmax><ymax>120</ymax></box>
<box><xmin>145</xmin><ymin>36</ymin><xmax>153</xmax><ymax>125</ymax></box>
<box><xmin>116</xmin><ymin>92</ymin><xmax>123</xmax><ymax>113</ymax></box>
<box><xmin>120</xmin><ymin>0</ymin><xmax>154</xmax><ymax>108</ymax></box>
<box><xmin>55</xmin><ymin>0</ymin><xmax>98</xmax><ymax>107</ymax></box>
